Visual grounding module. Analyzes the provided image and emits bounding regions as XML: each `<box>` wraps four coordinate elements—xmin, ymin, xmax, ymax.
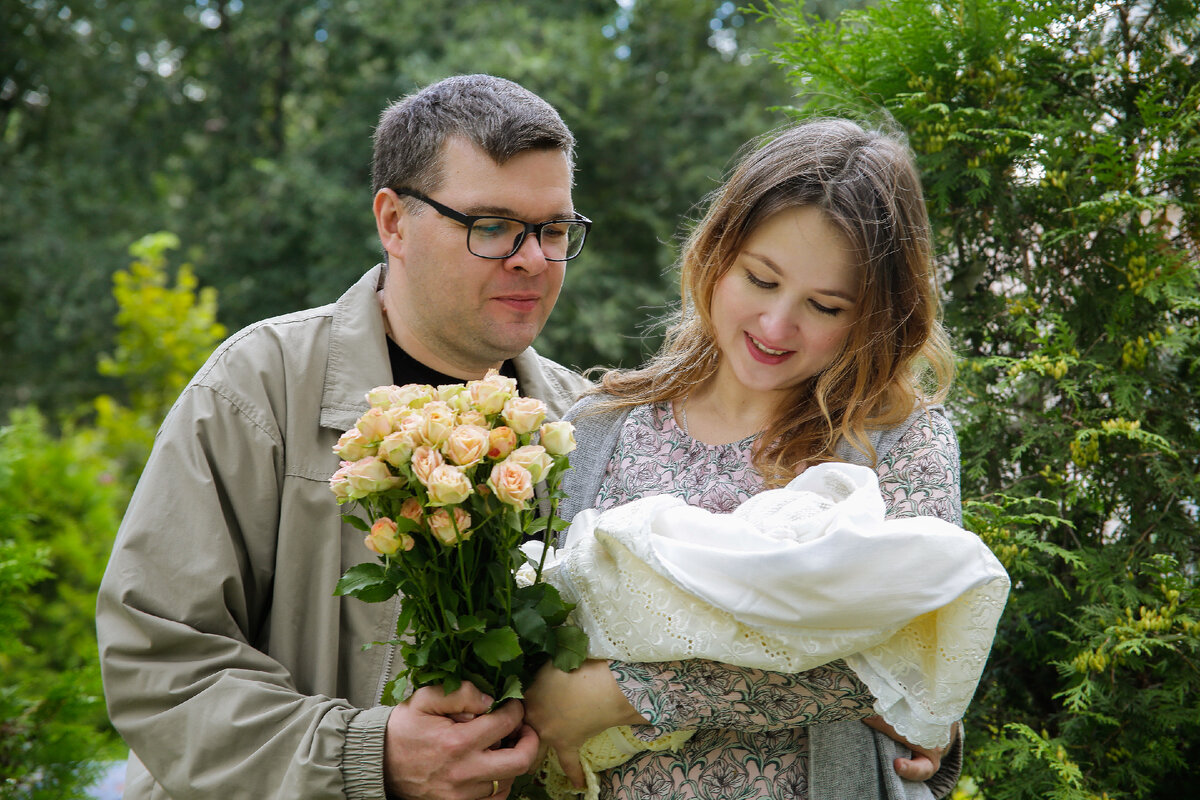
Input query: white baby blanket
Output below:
<box><xmin>538</xmin><ymin>462</ymin><xmax>1010</xmax><ymax>748</ymax></box>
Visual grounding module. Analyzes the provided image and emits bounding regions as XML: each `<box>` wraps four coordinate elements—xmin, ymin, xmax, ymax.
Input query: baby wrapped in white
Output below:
<box><xmin>532</xmin><ymin>462</ymin><xmax>1010</xmax><ymax>798</ymax></box>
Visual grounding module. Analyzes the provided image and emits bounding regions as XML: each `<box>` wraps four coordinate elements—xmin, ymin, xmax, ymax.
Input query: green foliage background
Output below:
<box><xmin>766</xmin><ymin>0</ymin><xmax>1200</xmax><ymax>796</ymax></box>
<box><xmin>2</xmin><ymin>0</ymin><xmax>1198</xmax><ymax>797</ymax></box>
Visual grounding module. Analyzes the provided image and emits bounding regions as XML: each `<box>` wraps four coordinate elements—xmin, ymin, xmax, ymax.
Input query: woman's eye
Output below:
<box><xmin>744</xmin><ymin>271</ymin><xmax>776</xmax><ymax>289</ymax></box>
<box><xmin>810</xmin><ymin>300</ymin><xmax>843</xmax><ymax>317</ymax></box>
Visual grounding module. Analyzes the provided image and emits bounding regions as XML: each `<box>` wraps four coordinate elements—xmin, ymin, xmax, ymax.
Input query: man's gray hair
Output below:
<box><xmin>371</xmin><ymin>74</ymin><xmax>575</xmax><ymax>196</ymax></box>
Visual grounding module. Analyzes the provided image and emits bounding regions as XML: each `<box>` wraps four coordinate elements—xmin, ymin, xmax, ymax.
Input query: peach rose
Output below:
<box><xmin>487</xmin><ymin>461</ymin><xmax>534</xmax><ymax>508</ymax></box>
<box><xmin>443</xmin><ymin>424</ymin><xmax>489</xmax><ymax>468</ymax></box>
<box><xmin>425</xmin><ymin>464</ymin><xmax>472</xmax><ymax>506</ymax></box>
<box><xmin>457</xmin><ymin>408</ymin><xmax>489</xmax><ymax>428</ymax></box>
<box><xmin>538</xmin><ymin>420</ymin><xmax>577</xmax><ymax>456</ymax></box>
<box><xmin>392</xmin><ymin>411</ymin><xmax>427</xmax><ymax>446</ymax></box>
<box><xmin>487</xmin><ymin>426</ymin><xmax>518</xmax><ymax>460</ymax></box>
<box><xmin>364</xmin><ymin>517</ymin><xmax>414</xmax><ymax>555</ymax></box>
<box><xmin>501</xmin><ymin>396</ymin><xmax>547</xmax><ymax>435</ymax></box>
<box><xmin>398</xmin><ymin>496</ymin><xmax>424</xmax><ymax>525</ymax></box>
<box><xmin>428</xmin><ymin>507</ymin><xmax>473</xmax><ymax>546</ymax></box>
<box><xmin>340</xmin><ymin>456</ymin><xmax>401</xmax><ymax>500</ymax></box>
<box><xmin>411</xmin><ymin>446</ymin><xmax>446</xmax><ymax>487</ymax></box>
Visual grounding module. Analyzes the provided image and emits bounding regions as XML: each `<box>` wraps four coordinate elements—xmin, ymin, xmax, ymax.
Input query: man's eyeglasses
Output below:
<box><xmin>395</xmin><ymin>189</ymin><xmax>591</xmax><ymax>262</ymax></box>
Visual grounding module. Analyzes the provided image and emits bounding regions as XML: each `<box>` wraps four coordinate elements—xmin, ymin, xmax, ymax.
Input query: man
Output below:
<box><xmin>97</xmin><ymin>74</ymin><xmax>591</xmax><ymax>800</ymax></box>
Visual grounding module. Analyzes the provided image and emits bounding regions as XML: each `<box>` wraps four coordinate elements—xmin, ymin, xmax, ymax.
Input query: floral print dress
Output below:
<box><xmin>592</xmin><ymin>401</ymin><xmax>962</xmax><ymax>800</ymax></box>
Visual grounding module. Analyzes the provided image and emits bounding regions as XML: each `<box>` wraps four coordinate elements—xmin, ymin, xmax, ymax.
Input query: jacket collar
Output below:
<box><xmin>320</xmin><ymin>264</ymin><xmax>391</xmax><ymax>433</ymax></box>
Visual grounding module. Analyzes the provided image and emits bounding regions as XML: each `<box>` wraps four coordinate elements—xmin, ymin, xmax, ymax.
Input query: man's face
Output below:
<box><xmin>380</xmin><ymin>137</ymin><xmax>573</xmax><ymax>378</ymax></box>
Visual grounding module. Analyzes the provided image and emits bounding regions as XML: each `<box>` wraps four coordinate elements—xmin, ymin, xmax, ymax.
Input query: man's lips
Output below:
<box><xmin>494</xmin><ymin>294</ymin><xmax>541</xmax><ymax>312</ymax></box>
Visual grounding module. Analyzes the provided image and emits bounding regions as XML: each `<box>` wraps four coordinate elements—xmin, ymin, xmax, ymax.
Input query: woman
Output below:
<box><xmin>524</xmin><ymin>118</ymin><xmax>966</xmax><ymax>800</ymax></box>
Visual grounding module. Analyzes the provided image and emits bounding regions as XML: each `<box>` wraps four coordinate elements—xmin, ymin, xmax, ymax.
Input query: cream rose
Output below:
<box><xmin>435</xmin><ymin>384</ymin><xmax>467</xmax><ymax>404</ymax></box>
<box><xmin>421</xmin><ymin>401</ymin><xmax>457</xmax><ymax>447</ymax></box>
<box><xmin>428</xmin><ymin>507</ymin><xmax>473</xmax><ymax>546</ymax></box>
<box><xmin>501</xmin><ymin>396</ymin><xmax>548</xmax><ymax>435</ymax></box>
<box><xmin>329</xmin><ymin>461</ymin><xmax>355</xmax><ymax>502</ymax></box>
<box><xmin>425</xmin><ymin>464</ymin><xmax>472</xmax><ymax>506</ymax></box>
<box><xmin>508</xmin><ymin>445</ymin><xmax>553</xmax><ymax>483</ymax></box>
<box><xmin>355</xmin><ymin>407</ymin><xmax>394</xmax><ymax>443</ymax></box>
<box><xmin>378</xmin><ymin>430</ymin><xmax>418</xmax><ymax>468</ymax></box>
<box><xmin>365</xmin><ymin>385</ymin><xmax>408</xmax><ymax>410</ymax></box>
<box><xmin>393</xmin><ymin>383</ymin><xmax>436</xmax><ymax>409</ymax></box>
<box><xmin>332</xmin><ymin>428</ymin><xmax>376</xmax><ymax>461</ymax></box>
<box><xmin>538</xmin><ymin>420</ymin><xmax>577</xmax><ymax>456</ymax></box>
<box><xmin>443</xmin><ymin>424</ymin><xmax>489</xmax><ymax>468</ymax></box>
<box><xmin>467</xmin><ymin>372</ymin><xmax>516</xmax><ymax>415</ymax></box>
<box><xmin>487</xmin><ymin>461</ymin><xmax>534</xmax><ymax>508</ymax></box>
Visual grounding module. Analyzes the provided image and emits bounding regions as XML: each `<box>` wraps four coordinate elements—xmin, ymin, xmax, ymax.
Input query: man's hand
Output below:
<box><xmin>384</xmin><ymin>683</ymin><xmax>539</xmax><ymax>800</ymax></box>
<box><xmin>862</xmin><ymin>715</ymin><xmax>956</xmax><ymax>782</ymax></box>
<box><xmin>522</xmin><ymin>659</ymin><xmax>648</xmax><ymax>789</ymax></box>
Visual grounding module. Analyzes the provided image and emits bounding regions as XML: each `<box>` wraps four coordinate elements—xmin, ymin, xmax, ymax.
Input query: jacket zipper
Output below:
<box><xmin>374</xmin><ymin>595</ymin><xmax>401</xmax><ymax>705</ymax></box>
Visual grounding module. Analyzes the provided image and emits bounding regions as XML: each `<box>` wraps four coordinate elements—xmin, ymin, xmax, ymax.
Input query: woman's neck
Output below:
<box><xmin>678</xmin><ymin>370</ymin><xmax>781</xmax><ymax>445</ymax></box>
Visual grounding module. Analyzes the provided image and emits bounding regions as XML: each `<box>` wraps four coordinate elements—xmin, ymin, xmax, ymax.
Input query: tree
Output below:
<box><xmin>764</xmin><ymin>0</ymin><xmax>1200</xmax><ymax>796</ymax></box>
<box><xmin>2</xmin><ymin>0</ymin><xmax>799</xmax><ymax>418</ymax></box>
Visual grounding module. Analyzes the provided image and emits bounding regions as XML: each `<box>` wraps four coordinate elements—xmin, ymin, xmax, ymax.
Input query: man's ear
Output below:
<box><xmin>373</xmin><ymin>188</ymin><xmax>406</xmax><ymax>261</ymax></box>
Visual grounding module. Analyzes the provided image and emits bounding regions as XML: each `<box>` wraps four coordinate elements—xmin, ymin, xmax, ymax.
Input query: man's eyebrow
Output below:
<box><xmin>744</xmin><ymin>251</ymin><xmax>858</xmax><ymax>302</ymax></box>
<box><xmin>463</xmin><ymin>204</ymin><xmax>577</xmax><ymax>220</ymax></box>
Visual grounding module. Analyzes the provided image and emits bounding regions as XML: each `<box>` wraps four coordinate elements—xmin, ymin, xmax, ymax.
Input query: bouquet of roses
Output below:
<box><xmin>329</xmin><ymin>370</ymin><xmax>587</xmax><ymax>706</ymax></box>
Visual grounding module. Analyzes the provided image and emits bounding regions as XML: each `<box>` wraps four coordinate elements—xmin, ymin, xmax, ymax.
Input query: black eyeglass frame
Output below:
<box><xmin>394</xmin><ymin>188</ymin><xmax>592</xmax><ymax>262</ymax></box>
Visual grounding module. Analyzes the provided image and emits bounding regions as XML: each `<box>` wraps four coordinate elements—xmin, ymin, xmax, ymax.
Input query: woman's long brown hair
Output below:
<box><xmin>593</xmin><ymin>118</ymin><xmax>954</xmax><ymax>486</ymax></box>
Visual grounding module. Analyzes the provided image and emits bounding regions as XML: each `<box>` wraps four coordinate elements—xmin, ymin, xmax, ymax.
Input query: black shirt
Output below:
<box><xmin>385</xmin><ymin>337</ymin><xmax>519</xmax><ymax>389</ymax></box>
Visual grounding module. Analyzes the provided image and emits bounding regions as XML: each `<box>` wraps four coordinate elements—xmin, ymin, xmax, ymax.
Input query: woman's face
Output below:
<box><xmin>709</xmin><ymin>205</ymin><xmax>860</xmax><ymax>400</ymax></box>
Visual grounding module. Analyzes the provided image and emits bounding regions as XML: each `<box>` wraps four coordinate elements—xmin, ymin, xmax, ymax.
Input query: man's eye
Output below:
<box><xmin>474</xmin><ymin>220</ymin><xmax>512</xmax><ymax>239</ymax></box>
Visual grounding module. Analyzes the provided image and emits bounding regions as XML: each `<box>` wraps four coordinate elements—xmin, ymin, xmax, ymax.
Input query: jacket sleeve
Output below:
<box><xmin>97</xmin><ymin>383</ymin><xmax>386</xmax><ymax>800</ymax></box>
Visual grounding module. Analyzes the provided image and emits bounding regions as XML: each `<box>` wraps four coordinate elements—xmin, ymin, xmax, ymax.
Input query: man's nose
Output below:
<box><xmin>504</xmin><ymin>231</ymin><xmax>550</xmax><ymax>275</ymax></box>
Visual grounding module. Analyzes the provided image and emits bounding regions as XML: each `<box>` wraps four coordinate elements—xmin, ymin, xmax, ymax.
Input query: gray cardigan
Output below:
<box><xmin>558</xmin><ymin>394</ymin><xmax>963</xmax><ymax>800</ymax></box>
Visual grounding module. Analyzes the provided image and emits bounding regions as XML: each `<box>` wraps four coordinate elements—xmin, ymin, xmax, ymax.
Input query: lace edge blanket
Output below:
<box><xmin>541</xmin><ymin>462</ymin><xmax>1010</xmax><ymax>749</ymax></box>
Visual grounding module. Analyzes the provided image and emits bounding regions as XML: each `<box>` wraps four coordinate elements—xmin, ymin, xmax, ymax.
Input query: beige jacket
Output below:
<box><xmin>97</xmin><ymin>265</ymin><xmax>591</xmax><ymax>799</ymax></box>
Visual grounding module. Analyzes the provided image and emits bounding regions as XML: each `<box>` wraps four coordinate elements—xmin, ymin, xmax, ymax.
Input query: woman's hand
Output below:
<box><xmin>862</xmin><ymin>715</ymin><xmax>958</xmax><ymax>782</ymax></box>
<box><xmin>522</xmin><ymin>659</ymin><xmax>649</xmax><ymax>788</ymax></box>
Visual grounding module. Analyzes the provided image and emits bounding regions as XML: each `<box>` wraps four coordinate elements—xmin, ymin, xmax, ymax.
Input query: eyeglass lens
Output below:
<box><xmin>468</xmin><ymin>218</ymin><xmax>587</xmax><ymax>261</ymax></box>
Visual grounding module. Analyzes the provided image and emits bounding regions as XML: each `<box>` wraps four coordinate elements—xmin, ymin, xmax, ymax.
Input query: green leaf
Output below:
<box><xmin>393</xmin><ymin>602</ymin><xmax>416</xmax><ymax>637</ymax></box>
<box><xmin>473</xmin><ymin>626</ymin><xmax>523</xmax><ymax>667</ymax></box>
<box><xmin>333</xmin><ymin>563</ymin><xmax>393</xmax><ymax>602</ymax></box>
<box><xmin>513</xmin><ymin>606</ymin><xmax>549</xmax><ymax>646</ymax></box>
<box><xmin>495</xmin><ymin>673</ymin><xmax>525</xmax><ymax>704</ymax></box>
<box><xmin>341</xmin><ymin>514</ymin><xmax>370</xmax><ymax>532</ymax></box>
<box><xmin>551</xmin><ymin>625</ymin><xmax>588</xmax><ymax>672</ymax></box>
